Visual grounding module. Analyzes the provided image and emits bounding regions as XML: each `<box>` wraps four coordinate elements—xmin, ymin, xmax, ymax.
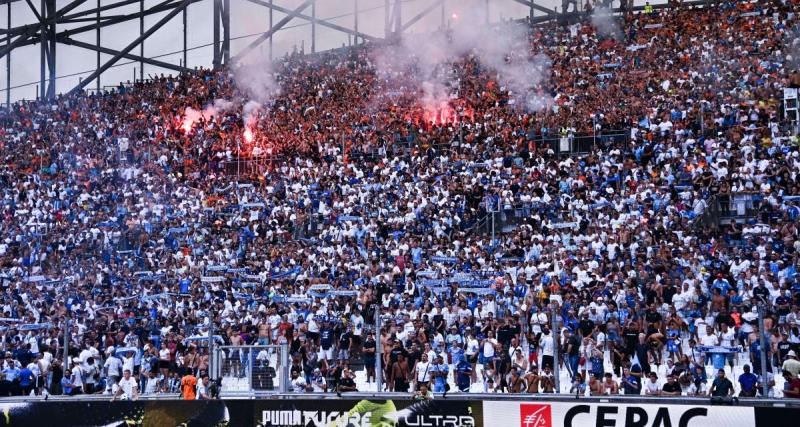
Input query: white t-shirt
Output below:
<box><xmin>196</xmin><ymin>382</ymin><xmax>208</xmax><ymax>399</ymax></box>
<box><xmin>466</xmin><ymin>338</ymin><xmax>479</xmax><ymax>356</ymax></box>
<box><xmin>719</xmin><ymin>329</ymin><xmax>735</xmax><ymax>347</ymax></box>
<box><xmin>416</xmin><ymin>361</ymin><xmax>432</xmax><ymax>382</ymax></box>
<box><xmin>79</xmin><ymin>349</ymin><xmax>94</xmax><ymax>370</ymax></box>
<box><xmin>71</xmin><ymin>366</ymin><xmax>84</xmax><ymax>388</ymax></box>
<box><xmin>483</xmin><ymin>338</ymin><xmax>497</xmax><ymax>358</ymax></box>
<box><xmin>541</xmin><ymin>334</ymin><xmax>554</xmax><ymax>356</ymax></box>
<box><xmin>84</xmin><ymin>364</ymin><xmax>98</xmax><ymax>385</ymax></box>
<box><xmin>143</xmin><ymin>377</ymin><xmax>159</xmax><ymax>394</ymax></box>
<box><xmin>645</xmin><ymin>379</ymin><xmax>660</xmax><ymax>395</ymax></box>
<box><xmin>700</xmin><ymin>334</ymin><xmax>719</xmax><ymax>347</ymax></box>
<box><xmin>122</xmin><ymin>355</ymin><xmax>135</xmax><ymax>374</ymax></box>
<box><xmin>104</xmin><ymin>356</ymin><xmax>123</xmax><ymax>377</ymax></box>
<box><xmin>117</xmin><ymin>377</ymin><xmax>138</xmax><ymax>398</ymax></box>
<box><xmin>291</xmin><ymin>376</ymin><xmax>307</xmax><ymax>393</ymax></box>
<box><xmin>351</xmin><ymin>315</ymin><xmax>364</xmax><ymax>337</ymax></box>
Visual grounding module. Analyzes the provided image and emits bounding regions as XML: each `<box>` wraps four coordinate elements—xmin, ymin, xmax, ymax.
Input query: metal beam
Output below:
<box><xmin>232</xmin><ymin>0</ymin><xmax>315</xmax><ymax>63</ymax></box>
<box><xmin>511</xmin><ymin>0</ymin><xmax>555</xmax><ymax>16</ymax></box>
<box><xmin>182</xmin><ymin>3</ymin><xmax>186</xmax><ymax>68</ymax></box>
<box><xmin>212</xmin><ymin>0</ymin><xmax>219</xmax><ymax>68</ymax></box>
<box><xmin>139</xmin><ymin>0</ymin><xmax>143</xmax><ymax>82</ymax></box>
<box><xmin>310</xmin><ymin>0</ymin><xmax>315</xmax><ymax>53</ymax></box>
<box><xmin>96</xmin><ymin>0</ymin><xmax>99</xmax><ymax>92</ymax></box>
<box><xmin>25</xmin><ymin>0</ymin><xmax>42</xmax><ymax>22</ymax></box>
<box><xmin>353</xmin><ymin>0</ymin><xmax>358</xmax><ymax>45</ymax></box>
<box><xmin>222</xmin><ymin>0</ymin><xmax>229</xmax><ymax>64</ymax></box>
<box><xmin>70</xmin><ymin>0</ymin><xmax>191</xmax><ymax>94</ymax></box>
<box><xmin>58</xmin><ymin>36</ymin><xmax>190</xmax><ymax>73</ymax></box>
<box><xmin>268</xmin><ymin>0</ymin><xmax>272</xmax><ymax>59</ymax></box>
<box><xmin>384</xmin><ymin>0</ymin><xmax>389</xmax><ymax>39</ymax></box>
<box><xmin>5</xmin><ymin>0</ymin><xmax>10</xmax><ymax>107</ymax></box>
<box><xmin>46</xmin><ymin>0</ymin><xmax>55</xmax><ymax>99</ymax></box>
<box><xmin>39</xmin><ymin>0</ymin><xmax>44</xmax><ymax>99</ymax></box>
<box><xmin>45</xmin><ymin>0</ymin><xmax>197</xmax><ymax>42</ymax></box>
<box><xmin>393</xmin><ymin>0</ymin><xmax>401</xmax><ymax>35</ymax></box>
<box><xmin>243</xmin><ymin>0</ymin><xmax>378</xmax><ymax>42</ymax></box>
<box><xmin>401</xmin><ymin>0</ymin><xmax>443</xmax><ymax>32</ymax></box>
<box><xmin>0</xmin><ymin>0</ymin><xmax>86</xmax><ymax>45</ymax></box>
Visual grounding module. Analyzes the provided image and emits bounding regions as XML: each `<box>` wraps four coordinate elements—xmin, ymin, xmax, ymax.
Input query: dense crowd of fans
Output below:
<box><xmin>0</xmin><ymin>0</ymin><xmax>799</xmax><ymax>400</ymax></box>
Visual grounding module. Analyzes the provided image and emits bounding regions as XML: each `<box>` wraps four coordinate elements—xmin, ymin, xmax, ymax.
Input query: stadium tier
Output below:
<box><xmin>1</xmin><ymin>0</ymin><xmax>800</xmax><ymax>416</ymax></box>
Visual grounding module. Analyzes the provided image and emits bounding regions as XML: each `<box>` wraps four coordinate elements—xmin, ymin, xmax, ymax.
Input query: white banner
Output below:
<box><xmin>483</xmin><ymin>401</ymin><xmax>755</xmax><ymax>427</ymax></box>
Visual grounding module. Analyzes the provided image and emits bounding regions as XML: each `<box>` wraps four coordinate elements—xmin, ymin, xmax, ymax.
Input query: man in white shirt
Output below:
<box><xmin>196</xmin><ymin>375</ymin><xmax>211</xmax><ymax>399</ymax></box>
<box><xmin>104</xmin><ymin>353</ymin><xmax>123</xmax><ymax>386</ymax></box>
<box><xmin>700</xmin><ymin>326</ymin><xmax>719</xmax><ymax>347</ymax></box>
<box><xmin>83</xmin><ymin>358</ymin><xmax>99</xmax><ymax>394</ymax></box>
<box><xmin>644</xmin><ymin>372</ymin><xmax>661</xmax><ymax>396</ymax></box>
<box><xmin>113</xmin><ymin>369</ymin><xmax>138</xmax><ymax>401</ymax></box>
<box><xmin>290</xmin><ymin>370</ymin><xmax>307</xmax><ymax>393</ymax></box>
<box><xmin>540</xmin><ymin>328</ymin><xmax>555</xmax><ymax>370</ymax></box>
<box><xmin>414</xmin><ymin>353</ymin><xmax>432</xmax><ymax>389</ymax></box>
<box><xmin>143</xmin><ymin>371</ymin><xmax>160</xmax><ymax>394</ymax></box>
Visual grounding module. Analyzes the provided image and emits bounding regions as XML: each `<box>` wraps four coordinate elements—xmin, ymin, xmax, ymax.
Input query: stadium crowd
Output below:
<box><xmin>1</xmin><ymin>0</ymin><xmax>800</xmax><ymax>400</ymax></box>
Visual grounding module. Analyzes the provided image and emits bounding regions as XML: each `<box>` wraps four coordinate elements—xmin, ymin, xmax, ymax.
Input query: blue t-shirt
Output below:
<box><xmin>432</xmin><ymin>363</ymin><xmax>449</xmax><ymax>393</ymax></box>
<box><xmin>61</xmin><ymin>377</ymin><xmax>73</xmax><ymax>394</ymax></box>
<box><xmin>739</xmin><ymin>372</ymin><xmax>758</xmax><ymax>392</ymax></box>
<box><xmin>455</xmin><ymin>360</ymin><xmax>472</xmax><ymax>390</ymax></box>
<box><xmin>18</xmin><ymin>368</ymin><xmax>33</xmax><ymax>387</ymax></box>
<box><xmin>2</xmin><ymin>367</ymin><xmax>20</xmax><ymax>382</ymax></box>
<box><xmin>320</xmin><ymin>329</ymin><xmax>333</xmax><ymax>349</ymax></box>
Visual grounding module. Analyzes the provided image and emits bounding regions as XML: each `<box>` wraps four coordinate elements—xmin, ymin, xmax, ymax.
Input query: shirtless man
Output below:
<box><xmin>508</xmin><ymin>369</ymin><xmax>526</xmax><ymax>393</ymax></box>
<box><xmin>257</xmin><ymin>318</ymin><xmax>270</xmax><ymax>345</ymax></box>
<box><xmin>601</xmin><ymin>373</ymin><xmax>619</xmax><ymax>394</ymax></box>
<box><xmin>540</xmin><ymin>366</ymin><xmax>555</xmax><ymax>393</ymax></box>
<box><xmin>588</xmin><ymin>373</ymin><xmax>604</xmax><ymax>395</ymax></box>
<box><xmin>524</xmin><ymin>366</ymin><xmax>540</xmax><ymax>393</ymax></box>
<box><xmin>229</xmin><ymin>331</ymin><xmax>243</xmax><ymax>377</ymax></box>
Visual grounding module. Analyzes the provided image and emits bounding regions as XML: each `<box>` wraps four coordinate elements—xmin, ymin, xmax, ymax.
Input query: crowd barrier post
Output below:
<box><xmin>758</xmin><ymin>303</ymin><xmax>769</xmax><ymax>397</ymax></box>
<box><xmin>551</xmin><ymin>301</ymin><xmax>560</xmax><ymax>393</ymax></box>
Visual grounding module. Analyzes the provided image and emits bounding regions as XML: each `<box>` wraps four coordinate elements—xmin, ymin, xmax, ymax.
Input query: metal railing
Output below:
<box><xmin>695</xmin><ymin>192</ymin><xmax>771</xmax><ymax>230</ymax></box>
<box><xmin>212</xmin><ymin>344</ymin><xmax>289</xmax><ymax>396</ymax></box>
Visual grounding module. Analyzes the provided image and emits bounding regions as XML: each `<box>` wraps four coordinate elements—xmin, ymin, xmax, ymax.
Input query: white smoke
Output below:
<box><xmin>232</xmin><ymin>54</ymin><xmax>281</xmax><ymax>105</ymax></box>
<box><xmin>372</xmin><ymin>0</ymin><xmax>552</xmax><ymax>114</ymax></box>
<box><xmin>181</xmin><ymin>98</ymin><xmax>234</xmax><ymax>131</ymax></box>
<box><xmin>242</xmin><ymin>100</ymin><xmax>262</xmax><ymax>127</ymax></box>
<box><xmin>591</xmin><ymin>6</ymin><xmax>622</xmax><ymax>41</ymax></box>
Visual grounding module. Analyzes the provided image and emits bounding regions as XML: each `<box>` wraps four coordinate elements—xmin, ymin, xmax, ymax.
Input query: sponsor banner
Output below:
<box><xmin>483</xmin><ymin>401</ymin><xmax>755</xmax><ymax>427</ymax></box>
<box><xmin>254</xmin><ymin>399</ymin><xmax>482</xmax><ymax>427</ymax></box>
<box><xmin>754</xmin><ymin>406</ymin><xmax>800</xmax><ymax>426</ymax></box>
<box><xmin>0</xmin><ymin>400</ymin><xmax>236</xmax><ymax>427</ymax></box>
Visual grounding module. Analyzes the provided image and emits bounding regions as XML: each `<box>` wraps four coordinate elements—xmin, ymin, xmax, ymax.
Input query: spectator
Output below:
<box><xmin>783</xmin><ymin>351</ymin><xmax>800</xmax><ymax>379</ymax></box>
<box><xmin>661</xmin><ymin>374</ymin><xmax>681</xmax><ymax>397</ymax></box>
<box><xmin>644</xmin><ymin>372</ymin><xmax>660</xmax><ymax>396</ymax></box>
<box><xmin>290</xmin><ymin>370</ymin><xmax>307</xmax><ymax>393</ymax></box>
<box><xmin>431</xmin><ymin>355</ymin><xmax>449</xmax><ymax>394</ymax></box>
<box><xmin>738</xmin><ymin>365</ymin><xmax>758</xmax><ymax>397</ymax></box>
<box><xmin>112</xmin><ymin>369</ymin><xmax>138</xmax><ymax>401</ymax></box>
<box><xmin>783</xmin><ymin>370</ymin><xmax>800</xmax><ymax>398</ymax></box>
<box><xmin>196</xmin><ymin>375</ymin><xmax>211</xmax><ymax>400</ymax></box>
<box><xmin>709</xmin><ymin>369</ymin><xmax>734</xmax><ymax>398</ymax></box>
<box><xmin>338</xmin><ymin>368</ymin><xmax>358</xmax><ymax>393</ymax></box>
<box><xmin>180</xmin><ymin>373</ymin><xmax>197</xmax><ymax>400</ymax></box>
<box><xmin>413</xmin><ymin>383</ymin><xmax>433</xmax><ymax>401</ymax></box>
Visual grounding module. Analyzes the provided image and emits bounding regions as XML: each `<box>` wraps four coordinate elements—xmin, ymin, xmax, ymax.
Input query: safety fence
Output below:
<box><xmin>212</xmin><ymin>345</ymin><xmax>288</xmax><ymax>395</ymax></box>
<box><xmin>0</xmin><ymin>396</ymin><xmax>797</xmax><ymax>427</ymax></box>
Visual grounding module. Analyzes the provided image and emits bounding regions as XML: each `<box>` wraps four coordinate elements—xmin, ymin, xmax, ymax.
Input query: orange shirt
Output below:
<box><xmin>181</xmin><ymin>375</ymin><xmax>197</xmax><ymax>400</ymax></box>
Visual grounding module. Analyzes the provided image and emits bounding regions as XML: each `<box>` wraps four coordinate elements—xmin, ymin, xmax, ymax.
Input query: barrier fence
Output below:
<box><xmin>0</xmin><ymin>397</ymin><xmax>797</xmax><ymax>427</ymax></box>
<box><xmin>213</xmin><ymin>344</ymin><xmax>288</xmax><ymax>395</ymax></box>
